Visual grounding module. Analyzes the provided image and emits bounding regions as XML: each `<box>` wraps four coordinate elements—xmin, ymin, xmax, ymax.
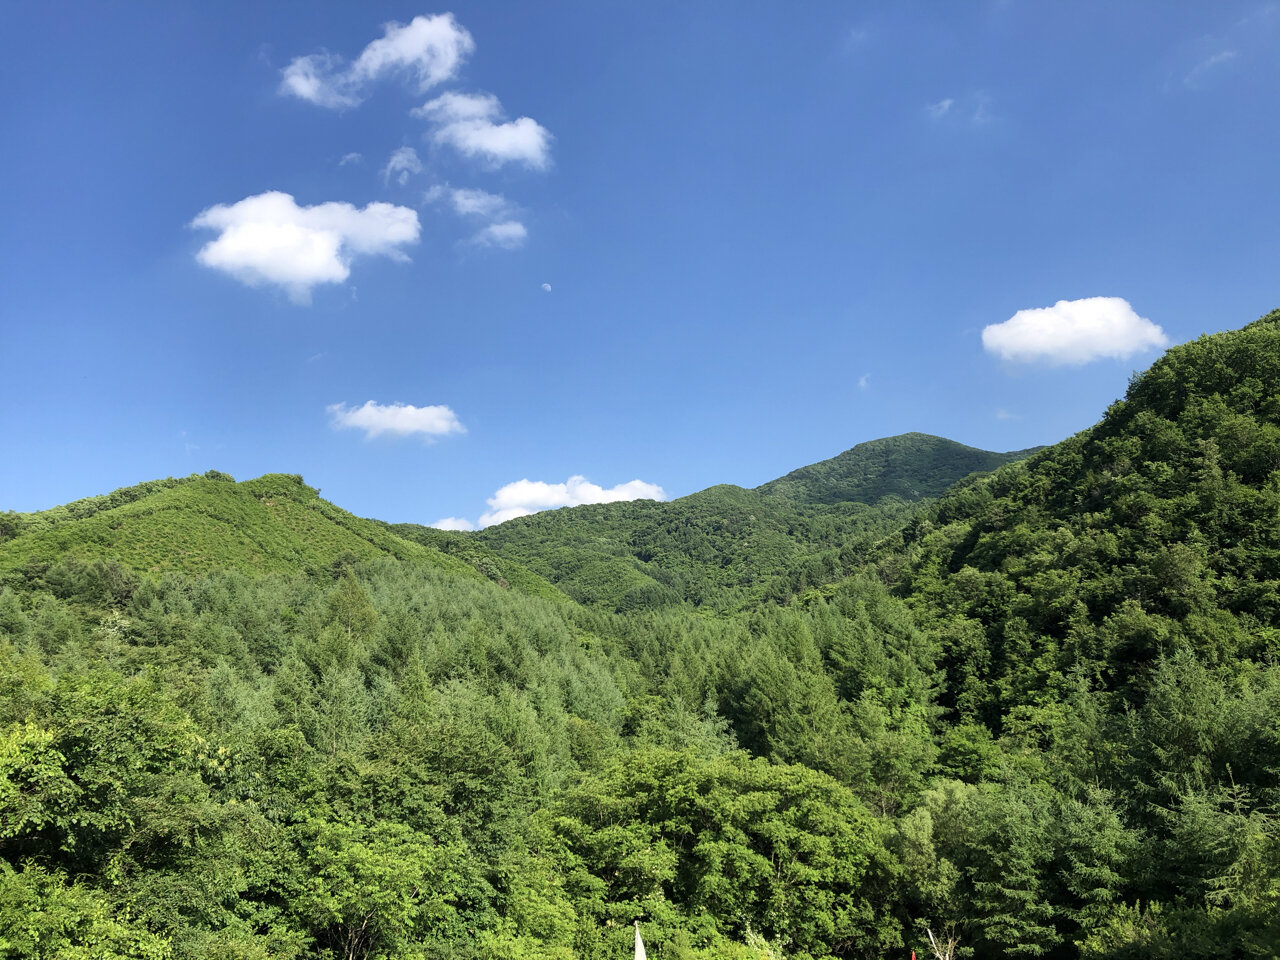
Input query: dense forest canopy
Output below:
<box><xmin>3</xmin><ymin>311</ymin><xmax>1280</xmax><ymax>958</ymax></box>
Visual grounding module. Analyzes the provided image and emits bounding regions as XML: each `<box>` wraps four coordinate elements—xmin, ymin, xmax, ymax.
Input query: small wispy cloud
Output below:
<box><xmin>339</xmin><ymin>152</ymin><xmax>364</xmax><ymax>166</ymax></box>
<box><xmin>926</xmin><ymin>98</ymin><xmax>954</xmax><ymax>119</ymax></box>
<box><xmin>414</xmin><ymin>92</ymin><xmax>553</xmax><ymax>170</ymax></box>
<box><xmin>1184</xmin><ymin>49</ymin><xmax>1238</xmax><ymax>88</ymax></box>
<box><xmin>327</xmin><ymin>400</ymin><xmax>465</xmax><ymax>440</ymax></box>
<box><xmin>473</xmin><ymin>221</ymin><xmax>527</xmax><ymax>249</ymax></box>
<box><xmin>844</xmin><ymin>26</ymin><xmax>870</xmax><ymax>50</ymax></box>
<box><xmin>857</xmin><ymin>374</ymin><xmax>870</xmax><ymax>390</ymax></box>
<box><xmin>972</xmin><ymin>93</ymin><xmax>994</xmax><ymax>124</ymax></box>
<box><xmin>541</xmin><ymin>282</ymin><xmax>552</xmax><ymax>293</ymax></box>
<box><xmin>382</xmin><ymin>146</ymin><xmax>423</xmax><ymax>185</ymax></box>
<box><xmin>926</xmin><ymin>94</ymin><xmax>993</xmax><ymax>125</ymax></box>
<box><xmin>995</xmin><ymin>409</ymin><xmax>1019</xmax><ymax>420</ymax></box>
<box><xmin>424</xmin><ymin>185</ymin><xmax>528</xmax><ymax>248</ymax></box>
<box><xmin>280</xmin><ymin>14</ymin><xmax>474</xmax><ymax>110</ymax></box>
<box><xmin>449</xmin><ymin>187</ymin><xmax>510</xmax><ymax>219</ymax></box>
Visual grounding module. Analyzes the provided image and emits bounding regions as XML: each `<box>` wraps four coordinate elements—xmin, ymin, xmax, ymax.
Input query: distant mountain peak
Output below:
<box><xmin>756</xmin><ymin>432</ymin><xmax>1039</xmax><ymax>506</ymax></box>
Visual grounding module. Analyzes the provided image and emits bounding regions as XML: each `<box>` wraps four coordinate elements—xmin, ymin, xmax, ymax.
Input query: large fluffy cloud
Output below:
<box><xmin>327</xmin><ymin>401</ymin><xmax>464</xmax><ymax>440</ymax></box>
<box><xmin>479</xmin><ymin>476</ymin><xmax>665</xmax><ymax>527</ymax></box>
<box><xmin>191</xmin><ymin>192</ymin><xmax>419</xmax><ymax>303</ymax></box>
<box><xmin>982</xmin><ymin>297</ymin><xmax>1169</xmax><ymax>365</ymax></box>
<box><xmin>415</xmin><ymin>92</ymin><xmax>552</xmax><ymax>170</ymax></box>
<box><xmin>280</xmin><ymin>14</ymin><xmax>474</xmax><ymax>109</ymax></box>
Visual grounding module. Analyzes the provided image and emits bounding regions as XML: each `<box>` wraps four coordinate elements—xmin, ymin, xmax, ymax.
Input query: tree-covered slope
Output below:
<box><xmin>0</xmin><ymin>472</ymin><xmax>478</xmax><ymax>582</ymax></box>
<box><xmin>881</xmin><ymin>308</ymin><xmax>1280</xmax><ymax>724</ymax></box>
<box><xmin>825</xmin><ymin>309</ymin><xmax>1280</xmax><ymax>956</ymax></box>
<box><xmin>757</xmin><ymin>432</ymin><xmax>1039</xmax><ymax>505</ymax></box>
<box><xmin>387</xmin><ymin>522</ymin><xmax>571</xmax><ymax>603</ymax></box>
<box><xmin>469</xmin><ymin>433</ymin><xmax>1037</xmax><ymax>613</ymax></box>
<box><xmin>468</xmin><ymin>483</ymin><xmax>916</xmax><ymax>612</ymax></box>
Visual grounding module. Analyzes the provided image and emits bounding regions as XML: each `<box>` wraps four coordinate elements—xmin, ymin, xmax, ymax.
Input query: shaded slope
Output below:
<box><xmin>757</xmin><ymin>432</ymin><xmax>1039</xmax><ymax>505</ymax></box>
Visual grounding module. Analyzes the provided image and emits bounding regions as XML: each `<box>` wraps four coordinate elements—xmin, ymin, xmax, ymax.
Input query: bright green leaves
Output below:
<box><xmin>292</xmin><ymin>819</ymin><xmax>457</xmax><ymax>960</ymax></box>
<box><xmin>555</xmin><ymin>749</ymin><xmax>893</xmax><ymax>958</ymax></box>
<box><xmin>0</xmin><ymin>862</ymin><xmax>172</xmax><ymax>959</ymax></box>
<box><xmin>0</xmin><ymin>722</ymin><xmax>80</xmax><ymax>845</ymax></box>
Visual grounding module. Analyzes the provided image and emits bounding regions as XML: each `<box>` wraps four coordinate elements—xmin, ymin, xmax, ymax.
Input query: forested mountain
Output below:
<box><xmin>0</xmin><ymin>473</ymin><xmax>473</xmax><ymax>580</ymax></box>
<box><xmin>3</xmin><ymin>311</ymin><xmax>1280</xmax><ymax>959</ymax></box>
<box><xmin>756</xmin><ymin>432</ymin><xmax>1039</xmax><ymax>505</ymax></box>
<box><xmin>467</xmin><ymin>434</ymin><xmax>1028</xmax><ymax>613</ymax></box>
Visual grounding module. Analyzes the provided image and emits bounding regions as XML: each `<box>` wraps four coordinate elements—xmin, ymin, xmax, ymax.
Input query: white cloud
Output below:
<box><xmin>473</xmin><ymin>220</ymin><xmax>527</xmax><ymax>248</ymax></box>
<box><xmin>280</xmin><ymin>53</ymin><xmax>358</xmax><ymax>109</ymax></box>
<box><xmin>1185</xmin><ymin>49</ymin><xmax>1238</xmax><ymax>88</ymax></box>
<box><xmin>327</xmin><ymin>400</ymin><xmax>465</xmax><ymax>440</ymax></box>
<box><xmin>541</xmin><ymin>282</ymin><xmax>552</xmax><ymax>292</ymax></box>
<box><xmin>982</xmin><ymin>297</ymin><xmax>1169</xmax><ymax>366</ymax></box>
<box><xmin>339</xmin><ymin>152</ymin><xmax>364</xmax><ymax>166</ymax></box>
<box><xmin>857</xmin><ymin>374</ymin><xmax>870</xmax><ymax>390</ymax></box>
<box><xmin>382</xmin><ymin>146</ymin><xmax>423</xmax><ymax>185</ymax></box>
<box><xmin>432</xmin><ymin>516</ymin><xmax>476</xmax><ymax>531</ymax></box>
<box><xmin>926</xmin><ymin>98</ymin><xmax>954</xmax><ymax>119</ymax></box>
<box><xmin>449</xmin><ymin>187</ymin><xmax>510</xmax><ymax>218</ymax></box>
<box><xmin>281</xmin><ymin>14</ymin><xmax>474</xmax><ymax>109</ymax></box>
<box><xmin>191</xmin><ymin>191</ymin><xmax>419</xmax><ymax>303</ymax></box>
<box><xmin>422</xmin><ymin>184</ymin><xmax>527</xmax><ymax>249</ymax></box>
<box><xmin>972</xmin><ymin>93</ymin><xmax>993</xmax><ymax>124</ymax></box>
<box><xmin>415</xmin><ymin>92</ymin><xmax>552</xmax><ymax>170</ymax></box>
<box><xmin>478</xmin><ymin>475</ymin><xmax>666</xmax><ymax>527</ymax></box>
<box><xmin>926</xmin><ymin>94</ymin><xmax>992</xmax><ymax>124</ymax></box>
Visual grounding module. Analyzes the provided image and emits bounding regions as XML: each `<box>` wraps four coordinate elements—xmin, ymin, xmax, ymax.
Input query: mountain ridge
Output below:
<box><xmin>756</xmin><ymin>432</ymin><xmax>1042</xmax><ymax>505</ymax></box>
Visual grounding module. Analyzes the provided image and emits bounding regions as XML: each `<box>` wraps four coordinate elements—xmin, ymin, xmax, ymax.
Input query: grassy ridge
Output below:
<box><xmin>0</xmin><ymin>472</ymin><xmax>480</xmax><ymax>582</ymax></box>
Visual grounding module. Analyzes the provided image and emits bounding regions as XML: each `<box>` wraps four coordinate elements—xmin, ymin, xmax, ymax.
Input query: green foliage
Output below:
<box><xmin>0</xmin><ymin>862</ymin><xmax>172</xmax><ymax>959</ymax></box>
<box><xmin>473</xmin><ymin>482</ymin><xmax>920</xmax><ymax>612</ymax></box>
<box><xmin>0</xmin><ymin>474</ymin><xmax>478</xmax><ymax>582</ymax></box>
<box><xmin>5</xmin><ymin>312</ymin><xmax>1280</xmax><ymax>956</ymax></box>
<box><xmin>758</xmin><ymin>433</ymin><xmax>1039</xmax><ymax>506</ymax></box>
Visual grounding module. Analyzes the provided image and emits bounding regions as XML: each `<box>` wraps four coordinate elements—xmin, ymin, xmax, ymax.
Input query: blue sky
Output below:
<box><xmin>3</xmin><ymin>2</ymin><xmax>1279</xmax><ymax>527</ymax></box>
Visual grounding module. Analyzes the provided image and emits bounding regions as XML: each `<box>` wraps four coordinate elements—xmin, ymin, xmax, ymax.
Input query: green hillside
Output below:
<box><xmin>470</xmin><ymin>482</ymin><xmax>917</xmax><ymax>611</ymax></box>
<box><xmin>387</xmin><ymin>522</ymin><xmax>571</xmax><ymax>603</ymax></box>
<box><xmin>4</xmin><ymin>313</ymin><xmax>1280</xmax><ymax>958</ymax></box>
<box><xmin>757</xmin><ymin>432</ymin><xmax>1039</xmax><ymax>505</ymax></box>
<box><xmin>0</xmin><ymin>471</ymin><xmax>479</xmax><ymax>583</ymax></box>
<box><xmin>471</xmin><ymin>433</ymin><xmax>1035</xmax><ymax>612</ymax></box>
